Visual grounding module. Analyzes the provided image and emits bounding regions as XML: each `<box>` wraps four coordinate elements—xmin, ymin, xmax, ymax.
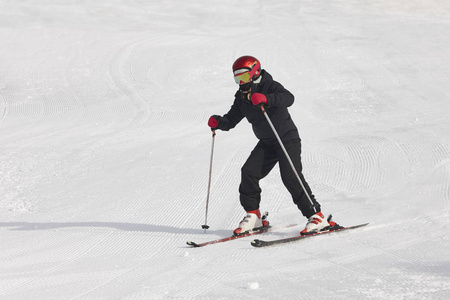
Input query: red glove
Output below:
<box><xmin>208</xmin><ymin>115</ymin><xmax>219</xmax><ymax>128</ymax></box>
<box><xmin>250</xmin><ymin>93</ymin><xmax>268</xmax><ymax>106</ymax></box>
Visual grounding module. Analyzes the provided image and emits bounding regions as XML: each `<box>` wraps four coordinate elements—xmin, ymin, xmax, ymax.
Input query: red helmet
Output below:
<box><xmin>232</xmin><ymin>56</ymin><xmax>261</xmax><ymax>85</ymax></box>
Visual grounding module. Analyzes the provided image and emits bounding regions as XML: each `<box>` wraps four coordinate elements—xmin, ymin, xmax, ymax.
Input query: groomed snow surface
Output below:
<box><xmin>1</xmin><ymin>1</ymin><xmax>449</xmax><ymax>299</ymax></box>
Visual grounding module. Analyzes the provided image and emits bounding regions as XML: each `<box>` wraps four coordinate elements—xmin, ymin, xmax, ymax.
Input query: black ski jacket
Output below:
<box><xmin>218</xmin><ymin>70</ymin><xmax>300</xmax><ymax>144</ymax></box>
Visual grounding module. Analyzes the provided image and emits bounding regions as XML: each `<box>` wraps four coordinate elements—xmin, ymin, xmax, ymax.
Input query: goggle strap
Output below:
<box><xmin>248</xmin><ymin>61</ymin><xmax>261</xmax><ymax>79</ymax></box>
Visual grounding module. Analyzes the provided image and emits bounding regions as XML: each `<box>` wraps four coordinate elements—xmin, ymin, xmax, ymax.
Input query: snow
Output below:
<box><xmin>1</xmin><ymin>0</ymin><xmax>449</xmax><ymax>299</ymax></box>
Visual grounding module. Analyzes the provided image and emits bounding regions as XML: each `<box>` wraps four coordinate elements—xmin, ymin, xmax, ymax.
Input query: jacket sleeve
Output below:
<box><xmin>219</xmin><ymin>98</ymin><xmax>245</xmax><ymax>131</ymax></box>
<box><xmin>265</xmin><ymin>81</ymin><xmax>295</xmax><ymax>108</ymax></box>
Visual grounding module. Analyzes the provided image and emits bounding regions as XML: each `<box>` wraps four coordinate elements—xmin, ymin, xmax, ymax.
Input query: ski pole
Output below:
<box><xmin>202</xmin><ymin>129</ymin><xmax>216</xmax><ymax>232</ymax></box>
<box><xmin>259</xmin><ymin>105</ymin><xmax>317</xmax><ymax>212</ymax></box>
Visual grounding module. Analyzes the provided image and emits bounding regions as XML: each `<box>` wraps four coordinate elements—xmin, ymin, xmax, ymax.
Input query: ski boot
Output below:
<box><xmin>233</xmin><ymin>209</ymin><xmax>269</xmax><ymax>236</ymax></box>
<box><xmin>300</xmin><ymin>212</ymin><xmax>339</xmax><ymax>235</ymax></box>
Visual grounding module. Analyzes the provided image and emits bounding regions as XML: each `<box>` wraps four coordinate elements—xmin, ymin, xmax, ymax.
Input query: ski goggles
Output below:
<box><xmin>233</xmin><ymin>61</ymin><xmax>261</xmax><ymax>85</ymax></box>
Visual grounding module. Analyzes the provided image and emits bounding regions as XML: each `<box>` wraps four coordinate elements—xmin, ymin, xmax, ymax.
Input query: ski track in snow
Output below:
<box><xmin>1</xmin><ymin>0</ymin><xmax>450</xmax><ymax>299</ymax></box>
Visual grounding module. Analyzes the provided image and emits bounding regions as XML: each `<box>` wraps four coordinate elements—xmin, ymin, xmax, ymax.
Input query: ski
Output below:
<box><xmin>186</xmin><ymin>223</ymin><xmax>297</xmax><ymax>248</ymax></box>
<box><xmin>251</xmin><ymin>223</ymin><xmax>369</xmax><ymax>248</ymax></box>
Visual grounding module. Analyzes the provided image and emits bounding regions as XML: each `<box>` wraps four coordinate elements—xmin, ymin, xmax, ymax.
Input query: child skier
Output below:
<box><xmin>208</xmin><ymin>55</ymin><xmax>334</xmax><ymax>236</ymax></box>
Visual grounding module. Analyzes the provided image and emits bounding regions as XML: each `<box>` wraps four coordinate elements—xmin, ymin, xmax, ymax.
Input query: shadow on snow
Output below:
<box><xmin>0</xmin><ymin>222</ymin><xmax>230</xmax><ymax>235</ymax></box>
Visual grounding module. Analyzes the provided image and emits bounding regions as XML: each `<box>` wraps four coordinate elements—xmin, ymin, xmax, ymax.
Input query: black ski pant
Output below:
<box><xmin>239</xmin><ymin>139</ymin><xmax>320</xmax><ymax>218</ymax></box>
